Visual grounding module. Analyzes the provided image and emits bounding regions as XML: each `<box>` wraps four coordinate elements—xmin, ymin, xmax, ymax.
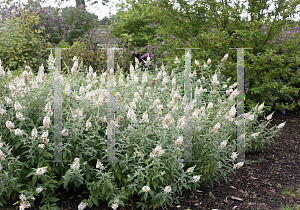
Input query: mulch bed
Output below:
<box><xmin>3</xmin><ymin>110</ymin><xmax>300</xmax><ymax>210</ymax></box>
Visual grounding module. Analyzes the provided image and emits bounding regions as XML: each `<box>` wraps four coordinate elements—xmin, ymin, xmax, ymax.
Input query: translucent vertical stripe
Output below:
<box><xmin>229</xmin><ymin>47</ymin><xmax>252</xmax><ymax>163</ymax></box>
<box><xmin>236</xmin><ymin>48</ymin><xmax>249</xmax><ymax>163</ymax></box>
<box><xmin>104</xmin><ymin>46</ymin><xmax>124</xmax><ymax>163</ymax></box>
<box><xmin>176</xmin><ymin>47</ymin><xmax>200</xmax><ymax>163</ymax></box>
<box><xmin>53</xmin><ymin>48</ymin><xmax>63</xmax><ymax>161</ymax></box>
<box><xmin>183</xmin><ymin>49</ymin><xmax>192</xmax><ymax>162</ymax></box>
<box><xmin>46</xmin><ymin>47</ymin><xmax>71</xmax><ymax>163</ymax></box>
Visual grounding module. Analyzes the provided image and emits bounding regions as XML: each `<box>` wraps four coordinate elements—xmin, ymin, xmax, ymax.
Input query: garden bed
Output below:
<box><xmin>3</xmin><ymin>110</ymin><xmax>300</xmax><ymax>210</ymax></box>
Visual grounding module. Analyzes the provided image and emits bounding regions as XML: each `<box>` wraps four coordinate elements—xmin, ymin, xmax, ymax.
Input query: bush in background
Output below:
<box><xmin>0</xmin><ymin>8</ymin><xmax>52</xmax><ymax>75</ymax></box>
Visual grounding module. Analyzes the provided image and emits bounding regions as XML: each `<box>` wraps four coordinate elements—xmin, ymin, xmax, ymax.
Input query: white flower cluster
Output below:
<box><xmin>164</xmin><ymin>186</ymin><xmax>172</xmax><ymax>193</ymax></box>
<box><xmin>174</xmin><ymin>56</ymin><xmax>180</xmax><ymax>64</ymax></box>
<box><xmin>44</xmin><ymin>103</ymin><xmax>53</xmax><ymax>117</ymax></box>
<box><xmin>43</xmin><ymin>114</ymin><xmax>51</xmax><ymax>129</ymax></box>
<box><xmin>257</xmin><ymin>102</ymin><xmax>265</xmax><ymax>113</ymax></box>
<box><xmin>0</xmin><ymin>59</ymin><xmax>5</xmax><ymax>75</ymax></box>
<box><xmin>251</xmin><ymin>132</ymin><xmax>262</xmax><ymax>138</ymax></box>
<box><xmin>94</xmin><ymin>91</ymin><xmax>107</xmax><ymax>106</ymax></box>
<box><xmin>142</xmin><ymin>185</ymin><xmax>151</xmax><ymax>193</ymax></box>
<box><xmin>0</xmin><ymin>149</ymin><xmax>6</xmax><ymax>161</ymax></box>
<box><xmin>177</xmin><ymin>116</ymin><xmax>186</xmax><ymax>128</ymax></box>
<box><xmin>207</xmin><ymin>102</ymin><xmax>214</xmax><ymax>109</ymax></box>
<box><xmin>139</xmin><ymin>111</ymin><xmax>149</xmax><ymax>123</ymax></box>
<box><xmin>61</xmin><ymin>128</ymin><xmax>69</xmax><ymax>136</ymax></box>
<box><xmin>0</xmin><ymin>105</ymin><xmax>6</xmax><ymax>116</ymax></box>
<box><xmin>100</xmin><ymin>116</ymin><xmax>107</xmax><ymax>123</ymax></box>
<box><xmin>192</xmin><ymin>106</ymin><xmax>205</xmax><ymax>119</ymax></box>
<box><xmin>175</xmin><ymin>136</ymin><xmax>183</xmax><ymax>147</ymax></box>
<box><xmin>266</xmin><ymin>112</ymin><xmax>274</xmax><ymax>120</ymax></box>
<box><xmin>16</xmin><ymin>111</ymin><xmax>25</xmax><ymax>120</ymax></box>
<box><xmin>19</xmin><ymin>193</ymin><xmax>31</xmax><ymax>210</ymax></box>
<box><xmin>36</xmin><ymin>166</ymin><xmax>48</xmax><ymax>175</ymax></box>
<box><xmin>150</xmin><ymin>145</ymin><xmax>165</xmax><ymax>157</ymax></box>
<box><xmin>41</xmin><ymin>130</ymin><xmax>49</xmax><ymax>145</ymax></box>
<box><xmin>85</xmin><ymin>90</ymin><xmax>96</xmax><ymax>101</ymax></box>
<box><xmin>195</xmin><ymin>86</ymin><xmax>208</xmax><ymax>95</ymax></box>
<box><xmin>71</xmin><ymin>158</ymin><xmax>80</xmax><ymax>170</ymax></box>
<box><xmin>233</xmin><ymin>162</ymin><xmax>244</xmax><ymax>169</ymax></box>
<box><xmin>36</xmin><ymin>186</ymin><xmax>43</xmax><ymax>193</ymax></box>
<box><xmin>96</xmin><ymin>159</ymin><xmax>104</xmax><ymax>170</ymax></box>
<box><xmin>72</xmin><ymin>109</ymin><xmax>83</xmax><ymax>118</ymax></box>
<box><xmin>36</xmin><ymin>64</ymin><xmax>45</xmax><ymax>83</ymax></box>
<box><xmin>71</xmin><ymin>60</ymin><xmax>78</xmax><ymax>75</ymax></box>
<box><xmin>85</xmin><ymin>120</ymin><xmax>92</xmax><ymax>131</ymax></box>
<box><xmin>277</xmin><ymin>122</ymin><xmax>286</xmax><ymax>129</ymax></box>
<box><xmin>211</xmin><ymin>72</ymin><xmax>220</xmax><ymax>85</ymax></box>
<box><xmin>211</xmin><ymin>122</ymin><xmax>221</xmax><ymax>133</ymax></box>
<box><xmin>221</xmin><ymin>53</ymin><xmax>229</xmax><ymax>62</ymax></box>
<box><xmin>78</xmin><ymin>201</ymin><xmax>88</xmax><ymax>210</ymax></box>
<box><xmin>186</xmin><ymin>165</ymin><xmax>196</xmax><ymax>174</ymax></box>
<box><xmin>133</xmin><ymin>92</ymin><xmax>142</xmax><ymax>102</ymax></box>
<box><xmin>111</xmin><ymin>199</ymin><xmax>119</xmax><ymax>210</ymax></box>
<box><xmin>192</xmin><ymin>175</ymin><xmax>201</xmax><ymax>183</ymax></box>
<box><xmin>30</xmin><ymin>127</ymin><xmax>38</xmax><ymax>140</ymax></box>
<box><xmin>228</xmin><ymin>88</ymin><xmax>240</xmax><ymax>100</ymax></box>
<box><xmin>226</xmin><ymin>104</ymin><xmax>236</xmax><ymax>122</ymax></box>
<box><xmin>220</xmin><ymin>140</ymin><xmax>227</xmax><ymax>149</ymax></box>
<box><xmin>14</xmin><ymin>101</ymin><xmax>23</xmax><ymax>111</ymax></box>
<box><xmin>231</xmin><ymin>152</ymin><xmax>238</xmax><ymax>160</ymax></box>
<box><xmin>126</xmin><ymin>101</ymin><xmax>138</xmax><ymax>122</ymax></box>
<box><xmin>244</xmin><ymin>102</ymin><xmax>281</xmax><ymax>125</ymax></box>
<box><xmin>162</xmin><ymin>113</ymin><xmax>172</xmax><ymax>128</ymax></box>
<box><xmin>244</xmin><ymin>112</ymin><xmax>255</xmax><ymax>121</ymax></box>
<box><xmin>14</xmin><ymin>128</ymin><xmax>24</xmax><ymax>136</ymax></box>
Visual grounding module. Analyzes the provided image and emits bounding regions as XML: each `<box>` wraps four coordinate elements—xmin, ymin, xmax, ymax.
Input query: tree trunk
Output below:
<box><xmin>75</xmin><ymin>0</ymin><xmax>86</xmax><ymax>10</ymax></box>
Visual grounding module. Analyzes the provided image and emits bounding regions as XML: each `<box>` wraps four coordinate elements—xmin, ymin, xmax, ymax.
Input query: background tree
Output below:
<box><xmin>31</xmin><ymin>5</ymin><xmax>63</xmax><ymax>45</ymax></box>
<box><xmin>0</xmin><ymin>7</ymin><xmax>52</xmax><ymax>74</ymax></box>
<box><xmin>58</xmin><ymin>6</ymin><xmax>100</xmax><ymax>46</ymax></box>
<box><xmin>0</xmin><ymin>0</ymin><xmax>104</xmax><ymax>74</ymax></box>
<box><xmin>98</xmin><ymin>15</ymin><xmax>112</xmax><ymax>25</ymax></box>
<box><xmin>52</xmin><ymin>0</ymin><xmax>109</xmax><ymax>12</ymax></box>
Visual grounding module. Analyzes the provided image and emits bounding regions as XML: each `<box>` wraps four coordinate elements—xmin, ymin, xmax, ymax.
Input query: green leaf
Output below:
<box><xmin>14</xmin><ymin>141</ymin><xmax>22</xmax><ymax>149</ymax></box>
<box><xmin>107</xmin><ymin>181</ymin><xmax>114</xmax><ymax>190</ymax></box>
<box><xmin>149</xmin><ymin>190</ymin><xmax>154</xmax><ymax>197</ymax></box>
<box><xmin>32</xmin><ymin>175</ymin><xmax>37</xmax><ymax>186</ymax></box>
<box><xmin>46</xmin><ymin>152</ymin><xmax>53</xmax><ymax>159</ymax></box>
<box><xmin>92</xmin><ymin>197</ymin><xmax>99</xmax><ymax>206</ymax></box>
<box><xmin>48</xmin><ymin>184</ymin><xmax>56</xmax><ymax>189</ymax></box>
<box><xmin>143</xmin><ymin>192</ymin><xmax>148</xmax><ymax>201</ymax></box>
<box><xmin>26</xmin><ymin>171</ymin><xmax>35</xmax><ymax>178</ymax></box>
<box><xmin>49</xmin><ymin>197</ymin><xmax>60</xmax><ymax>202</ymax></box>
<box><xmin>161</xmin><ymin>194</ymin><xmax>167</xmax><ymax>204</ymax></box>
<box><xmin>138</xmin><ymin>189</ymin><xmax>143</xmax><ymax>195</ymax></box>
<box><xmin>88</xmin><ymin>200</ymin><xmax>93</xmax><ymax>207</ymax></box>
<box><xmin>51</xmin><ymin>179</ymin><xmax>59</xmax><ymax>184</ymax></box>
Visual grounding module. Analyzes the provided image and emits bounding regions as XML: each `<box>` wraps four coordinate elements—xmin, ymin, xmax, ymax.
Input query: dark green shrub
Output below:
<box><xmin>0</xmin><ymin>8</ymin><xmax>52</xmax><ymax>75</ymax></box>
<box><xmin>58</xmin><ymin>40</ymin><xmax>71</xmax><ymax>48</ymax></box>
